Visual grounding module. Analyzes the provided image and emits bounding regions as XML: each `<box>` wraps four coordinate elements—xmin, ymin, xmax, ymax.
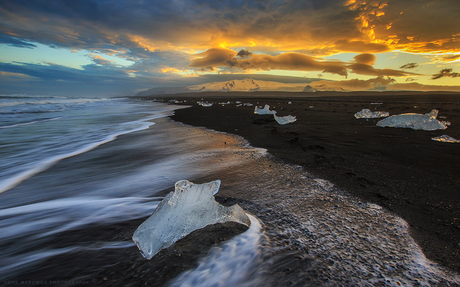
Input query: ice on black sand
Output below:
<box><xmin>376</xmin><ymin>109</ymin><xmax>449</xmax><ymax>131</ymax></box>
<box><xmin>354</xmin><ymin>108</ymin><xmax>389</xmax><ymax>119</ymax></box>
<box><xmin>132</xmin><ymin>180</ymin><xmax>250</xmax><ymax>259</ymax></box>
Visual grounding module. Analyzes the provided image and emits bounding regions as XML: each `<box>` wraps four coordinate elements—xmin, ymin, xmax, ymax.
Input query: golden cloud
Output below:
<box><xmin>189</xmin><ymin>48</ymin><xmax>418</xmax><ymax>78</ymax></box>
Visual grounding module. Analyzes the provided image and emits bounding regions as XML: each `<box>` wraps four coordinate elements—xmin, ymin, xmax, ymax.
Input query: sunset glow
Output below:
<box><xmin>0</xmin><ymin>0</ymin><xmax>459</xmax><ymax>96</ymax></box>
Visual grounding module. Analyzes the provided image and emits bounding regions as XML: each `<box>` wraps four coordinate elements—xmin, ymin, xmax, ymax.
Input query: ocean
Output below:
<box><xmin>0</xmin><ymin>95</ymin><xmax>459</xmax><ymax>286</ymax></box>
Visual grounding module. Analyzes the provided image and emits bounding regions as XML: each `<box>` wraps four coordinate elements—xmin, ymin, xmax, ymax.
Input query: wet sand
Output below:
<box><xmin>143</xmin><ymin>91</ymin><xmax>460</xmax><ymax>273</ymax></box>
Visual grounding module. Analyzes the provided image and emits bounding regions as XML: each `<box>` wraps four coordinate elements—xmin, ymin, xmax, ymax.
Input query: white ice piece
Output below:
<box><xmin>376</xmin><ymin>109</ymin><xmax>448</xmax><ymax>131</ymax></box>
<box><xmin>254</xmin><ymin>104</ymin><xmax>276</xmax><ymax>115</ymax></box>
<box><xmin>354</xmin><ymin>109</ymin><xmax>389</xmax><ymax>119</ymax></box>
<box><xmin>197</xmin><ymin>101</ymin><xmax>213</xmax><ymax>107</ymax></box>
<box><xmin>431</xmin><ymin>135</ymin><xmax>460</xmax><ymax>143</ymax></box>
<box><xmin>274</xmin><ymin>114</ymin><xmax>297</xmax><ymax>125</ymax></box>
<box><xmin>243</xmin><ymin>103</ymin><xmax>253</xmax><ymax>107</ymax></box>
<box><xmin>132</xmin><ymin>180</ymin><xmax>250</xmax><ymax>259</ymax></box>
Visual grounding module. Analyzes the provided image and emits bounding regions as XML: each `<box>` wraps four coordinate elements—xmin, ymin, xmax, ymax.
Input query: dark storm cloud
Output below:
<box><xmin>0</xmin><ymin>34</ymin><xmax>37</xmax><ymax>48</ymax></box>
<box><xmin>237</xmin><ymin>49</ymin><xmax>252</xmax><ymax>58</ymax></box>
<box><xmin>0</xmin><ymin>0</ymin><xmax>378</xmax><ymax>56</ymax></box>
<box><xmin>0</xmin><ymin>61</ymin><xmax>128</xmax><ymax>82</ymax></box>
<box><xmin>431</xmin><ymin>68</ymin><xmax>460</xmax><ymax>80</ymax></box>
<box><xmin>400</xmin><ymin>63</ymin><xmax>419</xmax><ymax>69</ymax></box>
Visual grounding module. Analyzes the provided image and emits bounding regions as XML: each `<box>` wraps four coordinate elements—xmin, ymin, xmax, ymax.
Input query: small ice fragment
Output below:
<box><xmin>354</xmin><ymin>109</ymin><xmax>389</xmax><ymax>119</ymax></box>
<box><xmin>431</xmin><ymin>135</ymin><xmax>460</xmax><ymax>143</ymax></box>
<box><xmin>274</xmin><ymin>114</ymin><xmax>297</xmax><ymax>125</ymax></box>
<box><xmin>309</xmin><ymin>106</ymin><xmax>314</xmax><ymax>108</ymax></box>
<box><xmin>236</xmin><ymin>104</ymin><xmax>242</xmax><ymax>107</ymax></box>
<box><xmin>236</xmin><ymin>101</ymin><xmax>241</xmax><ymax>104</ymax></box>
<box><xmin>370</xmin><ymin>102</ymin><xmax>383</xmax><ymax>105</ymax></box>
<box><xmin>288</xmin><ymin>102</ymin><xmax>292</xmax><ymax>104</ymax></box>
<box><xmin>254</xmin><ymin>104</ymin><xmax>276</xmax><ymax>115</ymax></box>
<box><xmin>197</xmin><ymin>101</ymin><xmax>213</xmax><ymax>107</ymax></box>
<box><xmin>376</xmin><ymin>109</ymin><xmax>448</xmax><ymax>131</ymax></box>
<box><xmin>219</xmin><ymin>101</ymin><xmax>230</xmax><ymax>106</ymax></box>
<box><xmin>244</xmin><ymin>103</ymin><xmax>253</xmax><ymax>107</ymax></box>
<box><xmin>132</xmin><ymin>180</ymin><xmax>250</xmax><ymax>259</ymax></box>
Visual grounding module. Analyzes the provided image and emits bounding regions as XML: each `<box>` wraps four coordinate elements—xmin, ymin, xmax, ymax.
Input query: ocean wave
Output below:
<box><xmin>0</xmin><ymin>120</ymin><xmax>156</xmax><ymax>194</ymax></box>
<box><xmin>0</xmin><ymin>117</ymin><xmax>62</xmax><ymax>129</ymax></box>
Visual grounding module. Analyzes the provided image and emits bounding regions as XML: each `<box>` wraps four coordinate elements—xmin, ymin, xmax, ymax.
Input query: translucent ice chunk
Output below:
<box><xmin>132</xmin><ymin>180</ymin><xmax>250</xmax><ymax>259</ymax></box>
<box><xmin>274</xmin><ymin>114</ymin><xmax>297</xmax><ymax>125</ymax></box>
<box><xmin>197</xmin><ymin>101</ymin><xmax>213</xmax><ymax>107</ymax></box>
<box><xmin>376</xmin><ymin>109</ymin><xmax>448</xmax><ymax>131</ymax></box>
<box><xmin>354</xmin><ymin>108</ymin><xmax>389</xmax><ymax>119</ymax></box>
<box><xmin>254</xmin><ymin>104</ymin><xmax>276</xmax><ymax>115</ymax></box>
<box><xmin>431</xmin><ymin>135</ymin><xmax>460</xmax><ymax>143</ymax></box>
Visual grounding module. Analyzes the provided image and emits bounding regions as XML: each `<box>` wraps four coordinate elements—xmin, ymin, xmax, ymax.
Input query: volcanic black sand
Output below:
<box><xmin>140</xmin><ymin>91</ymin><xmax>460</xmax><ymax>273</ymax></box>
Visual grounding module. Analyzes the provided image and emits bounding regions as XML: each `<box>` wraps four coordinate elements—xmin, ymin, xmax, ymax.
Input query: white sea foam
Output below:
<box><xmin>0</xmin><ymin>196</ymin><xmax>161</xmax><ymax>239</ymax></box>
<box><xmin>169</xmin><ymin>215</ymin><xmax>263</xmax><ymax>287</ymax></box>
<box><xmin>0</xmin><ymin>120</ymin><xmax>155</xmax><ymax>194</ymax></box>
<box><xmin>0</xmin><ymin>117</ymin><xmax>62</xmax><ymax>129</ymax></box>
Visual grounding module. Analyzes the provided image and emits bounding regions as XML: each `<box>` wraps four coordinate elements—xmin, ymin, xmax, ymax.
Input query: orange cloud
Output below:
<box><xmin>334</xmin><ymin>40</ymin><xmax>390</xmax><ymax>53</ymax></box>
<box><xmin>190</xmin><ymin>48</ymin><xmax>348</xmax><ymax>76</ymax></box>
<box><xmin>348</xmin><ymin>54</ymin><xmax>419</xmax><ymax>77</ymax></box>
<box><xmin>190</xmin><ymin>48</ymin><xmax>418</xmax><ymax>78</ymax></box>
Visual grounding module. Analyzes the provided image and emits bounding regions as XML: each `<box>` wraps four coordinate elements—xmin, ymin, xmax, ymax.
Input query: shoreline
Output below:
<box><xmin>138</xmin><ymin>92</ymin><xmax>460</xmax><ymax>273</ymax></box>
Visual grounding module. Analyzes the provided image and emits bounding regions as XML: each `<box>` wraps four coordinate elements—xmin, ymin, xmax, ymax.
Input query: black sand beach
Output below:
<box><xmin>143</xmin><ymin>91</ymin><xmax>460</xmax><ymax>273</ymax></box>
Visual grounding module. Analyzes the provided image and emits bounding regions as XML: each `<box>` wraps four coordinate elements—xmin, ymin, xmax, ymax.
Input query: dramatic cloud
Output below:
<box><xmin>0</xmin><ymin>0</ymin><xmax>458</xmax><ymax>96</ymax></box>
<box><xmin>353</xmin><ymin>53</ymin><xmax>376</xmax><ymax>65</ymax></box>
<box><xmin>87</xmin><ymin>54</ymin><xmax>115</xmax><ymax>66</ymax></box>
<box><xmin>237</xmin><ymin>49</ymin><xmax>252</xmax><ymax>58</ymax></box>
<box><xmin>2</xmin><ymin>0</ymin><xmax>457</xmax><ymax>56</ymax></box>
<box><xmin>430</xmin><ymin>54</ymin><xmax>460</xmax><ymax>64</ymax></box>
<box><xmin>190</xmin><ymin>48</ymin><xmax>348</xmax><ymax>76</ymax></box>
<box><xmin>189</xmin><ymin>49</ymin><xmax>421</xmax><ymax>78</ymax></box>
<box><xmin>0</xmin><ymin>34</ymin><xmax>37</xmax><ymax>48</ymax></box>
<box><xmin>190</xmin><ymin>48</ymin><xmax>238</xmax><ymax>70</ymax></box>
<box><xmin>400</xmin><ymin>63</ymin><xmax>419</xmax><ymax>69</ymax></box>
<box><xmin>348</xmin><ymin>54</ymin><xmax>418</xmax><ymax>77</ymax></box>
<box><xmin>431</xmin><ymin>68</ymin><xmax>460</xmax><ymax>80</ymax></box>
<box><xmin>346</xmin><ymin>0</ymin><xmax>460</xmax><ymax>53</ymax></box>
<box><xmin>334</xmin><ymin>40</ymin><xmax>390</xmax><ymax>53</ymax></box>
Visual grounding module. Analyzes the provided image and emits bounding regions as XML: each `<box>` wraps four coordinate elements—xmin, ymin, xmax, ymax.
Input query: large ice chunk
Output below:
<box><xmin>354</xmin><ymin>108</ymin><xmax>389</xmax><ymax>119</ymax></box>
<box><xmin>431</xmin><ymin>135</ymin><xmax>460</xmax><ymax>143</ymax></box>
<box><xmin>132</xmin><ymin>180</ymin><xmax>250</xmax><ymax>259</ymax></box>
<box><xmin>254</xmin><ymin>104</ymin><xmax>276</xmax><ymax>115</ymax></box>
<box><xmin>376</xmin><ymin>109</ymin><xmax>448</xmax><ymax>131</ymax></box>
<box><xmin>274</xmin><ymin>114</ymin><xmax>297</xmax><ymax>125</ymax></box>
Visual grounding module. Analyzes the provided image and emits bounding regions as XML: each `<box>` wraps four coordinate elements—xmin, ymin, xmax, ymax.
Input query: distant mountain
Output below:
<box><xmin>134</xmin><ymin>78</ymin><xmax>348</xmax><ymax>97</ymax></box>
<box><xmin>302</xmin><ymin>85</ymin><xmax>317</xmax><ymax>92</ymax></box>
<box><xmin>134</xmin><ymin>86</ymin><xmax>192</xmax><ymax>97</ymax></box>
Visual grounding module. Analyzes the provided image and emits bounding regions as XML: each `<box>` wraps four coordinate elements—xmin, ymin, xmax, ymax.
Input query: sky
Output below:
<box><xmin>0</xmin><ymin>0</ymin><xmax>459</xmax><ymax>97</ymax></box>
